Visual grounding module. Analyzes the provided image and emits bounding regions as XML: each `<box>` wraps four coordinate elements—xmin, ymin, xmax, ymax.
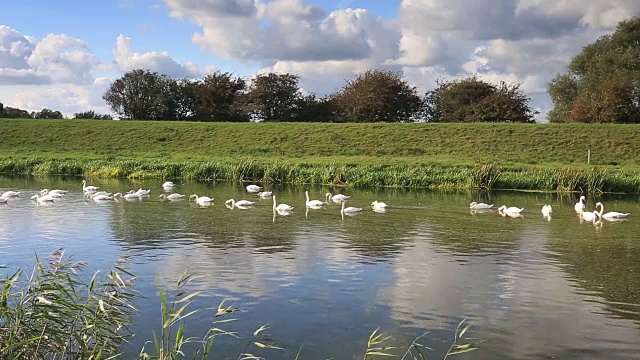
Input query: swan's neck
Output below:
<box><xmin>306</xmin><ymin>192</ymin><xmax>309</xmax><ymax>202</ymax></box>
<box><xmin>341</xmin><ymin>201</ymin><xmax>345</xmax><ymax>212</ymax></box>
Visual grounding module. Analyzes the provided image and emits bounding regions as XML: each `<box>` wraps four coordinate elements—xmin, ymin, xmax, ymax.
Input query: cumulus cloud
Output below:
<box><xmin>0</xmin><ymin>25</ymin><xmax>101</xmax><ymax>85</ymax></box>
<box><xmin>114</xmin><ymin>34</ymin><xmax>215</xmax><ymax>78</ymax></box>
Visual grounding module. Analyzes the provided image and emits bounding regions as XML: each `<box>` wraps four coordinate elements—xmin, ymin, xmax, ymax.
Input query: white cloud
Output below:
<box><xmin>1</xmin><ymin>25</ymin><xmax>214</xmax><ymax>117</ymax></box>
<box><xmin>114</xmin><ymin>34</ymin><xmax>215</xmax><ymax>78</ymax></box>
<box><xmin>0</xmin><ymin>25</ymin><xmax>102</xmax><ymax>86</ymax></box>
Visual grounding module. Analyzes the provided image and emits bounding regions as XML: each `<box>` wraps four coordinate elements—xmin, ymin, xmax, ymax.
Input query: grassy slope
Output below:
<box><xmin>1</xmin><ymin>119</ymin><xmax>639</xmax><ymax>169</ymax></box>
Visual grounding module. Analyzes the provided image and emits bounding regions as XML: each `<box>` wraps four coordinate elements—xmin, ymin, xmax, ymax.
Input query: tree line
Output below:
<box><xmin>101</xmin><ymin>69</ymin><xmax>537</xmax><ymax>123</ymax></box>
<box><xmin>3</xmin><ymin>16</ymin><xmax>638</xmax><ymax>123</ymax></box>
<box><xmin>0</xmin><ymin>103</ymin><xmax>112</xmax><ymax>120</ymax></box>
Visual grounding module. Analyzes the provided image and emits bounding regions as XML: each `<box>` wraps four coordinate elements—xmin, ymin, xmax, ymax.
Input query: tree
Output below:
<box><xmin>330</xmin><ymin>69</ymin><xmax>422</xmax><ymax>122</ymax></box>
<box><xmin>33</xmin><ymin>108</ymin><xmax>64</xmax><ymax>119</ymax></box>
<box><xmin>548</xmin><ymin>17</ymin><xmax>640</xmax><ymax>123</ymax></box>
<box><xmin>103</xmin><ymin>69</ymin><xmax>176</xmax><ymax>120</ymax></box>
<box><xmin>423</xmin><ymin>76</ymin><xmax>537</xmax><ymax>123</ymax></box>
<box><xmin>245</xmin><ymin>73</ymin><xmax>301</xmax><ymax>122</ymax></box>
<box><xmin>73</xmin><ymin>110</ymin><xmax>113</xmax><ymax>120</ymax></box>
<box><xmin>191</xmin><ymin>71</ymin><xmax>248</xmax><ymax>122</ymax></box>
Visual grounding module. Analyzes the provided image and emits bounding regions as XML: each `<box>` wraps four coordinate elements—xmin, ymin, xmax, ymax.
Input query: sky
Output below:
<box><xmin>1</xmin><ymin>0</ymin><xmax>639</xmax><ymax>122</ymax></box>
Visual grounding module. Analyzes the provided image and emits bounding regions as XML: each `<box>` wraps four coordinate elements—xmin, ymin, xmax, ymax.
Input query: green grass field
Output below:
<box><xmin>1</xmin><ymin>119</ymin><xmax>639</xmax><ymax>192</ymax></box>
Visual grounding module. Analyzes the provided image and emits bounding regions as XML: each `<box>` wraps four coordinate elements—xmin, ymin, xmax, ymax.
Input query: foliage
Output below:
<box><xmin>103</xmin><ymin>69</ymin><xmax>177</xmax><ymax>120</ymax></box>
<box><xmin>73</xmin><ymin>110</ymin><xmax>114</xmax><ymax>120</ymax></box>
<box><xmin>423</xmin><ymin>76</ymin><xmax>537</xmax><ymax>123</ymax></box>
<box><xmin>330</xmin><ymin>69</ymin><xmax>422</xmax><ymax>122</ymax></box>
<box><xmin>191</xmin><ymin>71</ymin><xmax>248</xmax><ymax>122</ymax></box>
<box><xmin>244</xmin><ymin>72</ymin><xmax>302</xmax><ymax>122</ymax></box>
<box><xmin>548</xmin><ymin>16</ymin><xmax>640</xmax><ymax>123</ymax></box>
<box><xmin>32</xmin><ymin>108</ymin><xmax>64</xmax><ymax>119</ymax></box>
<box><xmin>0</xmin><ymin>249</ymin><xmax>137</xmax><ymax>359</ymax></box>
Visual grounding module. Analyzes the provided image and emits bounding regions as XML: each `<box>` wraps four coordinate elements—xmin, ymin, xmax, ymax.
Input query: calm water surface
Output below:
<box><xmin>2</xmin><ymin>175</ymin><xmax>640</xmax><ymax>359</ymax></box>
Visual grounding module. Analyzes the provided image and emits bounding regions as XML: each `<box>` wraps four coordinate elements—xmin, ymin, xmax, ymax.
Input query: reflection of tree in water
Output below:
<box><xmin>547</xmin><ymin>220</ymin><xmax>640</xmax><ymax>323</ymax></box>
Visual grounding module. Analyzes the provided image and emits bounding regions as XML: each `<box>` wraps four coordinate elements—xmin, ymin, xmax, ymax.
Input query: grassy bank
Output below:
<box><xmin>1</xmin><ymin>119</ymin><xmax>639</xmax><ymax>192</ymax></box>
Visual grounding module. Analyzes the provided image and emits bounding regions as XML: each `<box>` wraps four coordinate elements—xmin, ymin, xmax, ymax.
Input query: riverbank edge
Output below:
<box><xmin>1</xmin><ymin>157</ymin><xmax>638</xmax><ymax>193</ymax></box>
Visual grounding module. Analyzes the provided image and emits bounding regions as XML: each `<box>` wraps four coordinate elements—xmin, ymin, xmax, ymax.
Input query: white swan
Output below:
<box><xmin>134</xmin><ymin>188</ymin><xmax>151</xmax><ymax>196</ymax></box>
<box><xmin>498</xmin><ymin>205</ymin><xmax>524</xmax><ymax>214</ymax></box>
<box><xmin>190</xmin><ymin>194</ymin><xmax>214</xmax><ymax>206</ymax></box>
<box><xmin>470</xmin><ymin>202</ymin><xmax>493</xmax><ymax>210</ymax></box>
<box><xmin>579</xmin><ymin>208</ymin><xmax>599</xmax><ymax>222</ymax></box>
<box><xmin>31</xmin><ymin>194</ymin><xmax>56</xmax><ymax>203</ymax></box>
<box><xmin>85</xmin><ymin>191</ymin><xmax>112</xmax><ymax>199</ymax></box>
<box><xmin>341</xmin><ymin>201</ymin><xmax>362</xmax><ymax>214</ymax></box>
<box><xmin>40</xmin><ymin>190</ymin><xmax>64</xmax><ymax>198</ymax></box>
<box><xmin>272</xmin><ymin>195</ymin><xmax>294</xmax><ymax>212</ymax></box>
<box><xmin>371</xmin><ymin>200</ymin><xmax>388</xmax><ymax>210</ymax></box>
<box><xmin>257</xmin><ymin>191</ymin><xmax>272</xmax><ymax>199</ymax></box>
<box><xmin>82</xmin><ymin>180</ymin><xmax>99</xmax><ymax>192</ymax></box>
<box><xmin>40</xmin><ymin>189</ymin><xmax>68</xmax><ymax>196</ymax></box>
<box><xmin>305</xmin><ymin>191</ymin><xmax>326</xmax><ymax>207</ymax></box>
<box><xmin>92</xmin><ymin>194</ymin><xmax>114</xmax><ymax>201</ymax></box>
<box><xmin>1</xmin><ymin>191</ymin><xmax>20</xmax><ymax>198</ymax></box>
<box><xmin>0</xmin><ymin>197</ymin><xmax>8</xmax><ymax>204</ymax></box>
<box><xmin>246</xmin><ymin>185</ymin><xmax>263</xmax><ymax>193</ymax></box>
<box><xmin>225</xmin><ymin>199</ymin><xmax>255</xmax><ymax>208</ymax></box>
<box><xmin>595</xmin><ymin>202</ymin><xmax>630</xmax><ymax>220</ymax></box>
<box><xmin>541</xmin><ymin>204</ymin><xmax>553</xmax><ymax>216</ymax></box>
<box><xmin>115</xmin><ymin>192</ymin><xmax>141</xmax><ymax>200</ymax></box>
<box><xmin>158</xmin><ymin>193</ymin><xmax>185</xmax><ymax>201</ymax></box>
<box><xmin>574</xmin><ymin>195</ymin><xmax>586</xmax><ymax>212</ymax></box>
<box><xmin>326</xmin><ymin>192</ymin><xmax>350</xmax><ymax>203</ymax></box>
<box><xmin>162</xmin><ymin>181</ymin><xmax>175</xmax><ymax>188</ymax></box>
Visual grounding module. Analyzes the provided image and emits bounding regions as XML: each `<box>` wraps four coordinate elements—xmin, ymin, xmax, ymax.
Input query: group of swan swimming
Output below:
<box><xmin>469</xmin><ymin>195</ymin><xmax>631</xmax><ymax>222</ymax></box>
<box><xmin>1</xmin><ymin>181</ymin><xmax>388</xmax><ymax>216</ymax></box>
<box><xmin>3</xmin><ymin>180</ymin><xmax>631</xmax><ymax>223</ymax></box>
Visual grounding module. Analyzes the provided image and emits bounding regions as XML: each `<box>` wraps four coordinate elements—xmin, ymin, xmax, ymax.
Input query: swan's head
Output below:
<box><xmin>371</xmin><ymin>201</ymin><xmax>378</xmax><ymax>206</ymax></box>
<box><xmin>158</xmin><ymin>194</ymin><xmax>166</xmax><ymax>199</ymax></box>
<box><xmin>225</xmin><ymin>199</ymin><xmax>234</xmax><ymax>204</ymax></box>
<box><xmin>469</xmin><ymin>202</ymin><xmax>477</xmax><ymax>208</ymax></box>
<box><xmin>595</xmin><ymin>202</ymin><xmax>603</xmax><ymax>208</ymax></box>
<box><xmin>114</xmin><ymin>193</ymin><xmax>122</xmax><ymax>197</ymax></box>
<box><xmin>189</xmin><ymin>194</ymin><xmax>198</xmax><ymax>200</ymax></box>
<box><xmin>30</xmin><ymin>195</ymin><xmax>38</xmax><ymax>200</ymax></box>
<box><xmin>40</xmin><ymin>189</ymin><xmax>49</xmax><ymax>195</ymax></box>
<box><xmin>580</xmin><ymin>195</ymin><xmax>586</xmax><ymax>201</ymax></box>
<box><xmin>498</xmin><ymin>205</ymin><xmax>506</xmax><ymax>211</ymax></box>
<box><xmin>326</xmin><ymin>192</ymin><xmax>332</xmax><ymax>198</ymax></box>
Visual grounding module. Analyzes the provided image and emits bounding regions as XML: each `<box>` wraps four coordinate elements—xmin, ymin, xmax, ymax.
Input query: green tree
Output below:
<box><xmin>548</xmin><ymin>17</ymin><xmax>640</xmax><ymax>123</ymax></box>
<box><xmin>423</xmin><ymin>76</ymin><xmax>537</xmax><ymax>123</ymax></box>
<box><xmin>103</xmin><ymin>69</ymin><xmax>176</xmax><ymax>120</ymax></box>
<box><xmin>245</xmin><ymin>73</ymin><xmax>301</xmax><ymax>122</ymax></box>
<box><xmin>330</xmin><ymin>69</ymin><xmax>422</xmax><ymax>122</ymax></box>
<box><xmin>191</xmin><ymin>71</ymin><xmax>248</xmax><ymax>122</ymax></box>
<box><xmin>33</xmin><ymin>108</ymin><xmax>64</xmax><ymax>119</ymax></box>
<box><xmin>73</xmin><ymin>110</ymin><xmax>113</xmax><ymax>120</ymax></box>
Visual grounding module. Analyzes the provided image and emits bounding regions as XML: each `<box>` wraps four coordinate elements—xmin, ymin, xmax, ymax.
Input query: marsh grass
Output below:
<box><xmin>0</xmin><ymin>249</ymin><xmax>137</xmax><ymax>359</ymax></box>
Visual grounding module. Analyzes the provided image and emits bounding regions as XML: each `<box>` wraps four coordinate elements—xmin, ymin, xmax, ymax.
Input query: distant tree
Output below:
<box><xmin>191</xmin><ymin>71</ymin><xmax>248</xmax><ymax>122</ymax></box>
<box><xmin>33</xmin><ymin>108</ymin><xmax>64</xmax><ymax>119</ymax></box>
<box><xmin>0</xmin><ymin>105</ymin><xmax>31</xmax><ymax>118</ymax></box>
<box><xmin>245</xmin><ymin>73</ymin><xmax>301</xmax><ymax>122</ymax></box>
<box><xmin>289</xmin><ymin>94</ymin><xmax>335</xmax><ymax>122</ymax></box>
<box><xmin>548</xmin><ymin>17</ymin><xmax>640</xmax><ymax>123</ymax></box>
<box><xmin>423</xmin><ymin>76</ymin><xmax>537</xmax><ymax>123</ymax></box>
<box><xmin>330</xmin><ymin>69</ymin><xmax>422</xmax><ymax>122</ymax></box>
<box><xmin>0</xmin><ymin>102</ymin><xmax>3</xmax><ymax>114</ymax></box>
<box><xmin>103</xmin><ymin>69</ymin><xmax>175</xmax><ymax>120</ymax></box>
<box><xmin>73</xmin><ymin>110</ymin><xmax>113</xmax><ymax>120</ymax></box>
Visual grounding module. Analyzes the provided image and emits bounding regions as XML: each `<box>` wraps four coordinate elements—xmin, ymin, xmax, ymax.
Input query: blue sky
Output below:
<box><xmin>1</xmin><ymin>0</ymin><xmax>637</xmax><ymax>119</ymax></box>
